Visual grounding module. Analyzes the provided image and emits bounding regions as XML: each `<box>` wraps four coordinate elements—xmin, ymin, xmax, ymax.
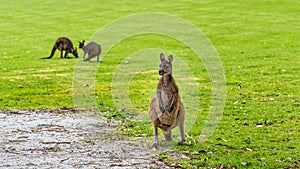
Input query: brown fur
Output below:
<box><xmin>148</xmin><ymin>53</ymin><xmax>186</xmax><ymax>149</ymax></box>
<box><xmin>43</xmin><ymin>37</ymin><xmax>78</xmax><ymax>59</ymax></box>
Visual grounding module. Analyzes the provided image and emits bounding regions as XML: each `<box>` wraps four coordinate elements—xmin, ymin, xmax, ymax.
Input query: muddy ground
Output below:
<box><xmin>0</xmin><ymin>110</ymin><xmax>173</xmax><ymax>169</ymax></box>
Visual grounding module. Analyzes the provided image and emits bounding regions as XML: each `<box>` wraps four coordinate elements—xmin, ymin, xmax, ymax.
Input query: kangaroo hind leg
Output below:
<box><xmin>152</xmin><ymin>126</ymin><xmax>159</xmax><ymax>150</ymax></box>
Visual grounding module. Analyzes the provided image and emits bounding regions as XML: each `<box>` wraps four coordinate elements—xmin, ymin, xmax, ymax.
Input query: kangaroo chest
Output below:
<box><xmin>158</xmin><ymin>84</ymin><xmax>179</xmax><ymax>127</ymax></box>
<box><xmin>161</xmin><ymin>84</ymin><xmax>174</xmax><ymax>104</ymax></box>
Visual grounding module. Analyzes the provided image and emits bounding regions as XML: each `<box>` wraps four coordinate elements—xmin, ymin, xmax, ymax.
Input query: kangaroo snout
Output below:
<box><xmin>159</xmin><ymin>69</ymin><xmax>166</xmax><ymax>75</ymax></box>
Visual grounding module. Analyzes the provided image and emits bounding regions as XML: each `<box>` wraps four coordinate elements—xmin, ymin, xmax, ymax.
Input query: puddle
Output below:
<box><xmin>0</xmin><ymin>110</ymin><xmax>171</xmax><ymax>169</ymax></box>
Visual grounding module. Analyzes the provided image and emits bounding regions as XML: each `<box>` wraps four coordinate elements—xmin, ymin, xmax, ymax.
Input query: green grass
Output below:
<box><xmin>0</xmin><ymin>0</ymin><xmax>299</xmax><ymax>168</ymax></box>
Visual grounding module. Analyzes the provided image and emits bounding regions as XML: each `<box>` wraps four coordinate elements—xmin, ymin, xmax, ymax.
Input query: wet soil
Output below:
<box><xmin>0</xmin><ymin>110</ymin><xmax>171</xmax><ymax>169</ymax></box>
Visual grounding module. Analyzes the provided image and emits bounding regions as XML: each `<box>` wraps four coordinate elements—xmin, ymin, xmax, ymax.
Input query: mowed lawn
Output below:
<box><xmin>0</xmin><ymin>0</ymin><xmax>299</xmax><ymax>168</ymax></box>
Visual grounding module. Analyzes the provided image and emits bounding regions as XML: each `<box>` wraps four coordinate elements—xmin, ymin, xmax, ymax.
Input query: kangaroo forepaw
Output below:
<box><xmin>159</xmin><ymin>106</ymin><xmax>165</xmax><ymax>113</ymax></box>
<box><xmin>166</xmin><ymin>106</ymin><xmax>171</xmax><ymax>112</ymax></box>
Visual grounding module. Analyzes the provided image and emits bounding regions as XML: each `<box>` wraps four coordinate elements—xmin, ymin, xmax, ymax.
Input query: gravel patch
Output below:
<box><xmin>0</xmin><ymin>110</ymin><xmax>171</xmax><ymax>169</ymax></box>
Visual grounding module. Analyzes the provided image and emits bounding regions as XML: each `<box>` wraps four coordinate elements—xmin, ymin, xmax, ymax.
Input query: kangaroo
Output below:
<box><xmin>148</xmin><ymin>53</ymin><xmax>186</xmax><ymax>149</ymax></box>
<box><xmin>78</xmin><ymin>40</ymin><xmax>102</xmax><ymax>62</ymax></box>
<box><xmin>43</xmin><ymin>37</ymin><xmax>78</xmax><ymax>59</ymax></box>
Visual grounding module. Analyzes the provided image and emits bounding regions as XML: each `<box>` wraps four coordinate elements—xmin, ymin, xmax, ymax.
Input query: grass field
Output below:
<box><xmin>0</xmin><ymin>0</ymin><xmax>299</xmax><ymax>168</ymax></box>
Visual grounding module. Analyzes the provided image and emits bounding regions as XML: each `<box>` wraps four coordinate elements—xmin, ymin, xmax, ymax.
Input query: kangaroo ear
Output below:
<box><xmin>168</xmin><ymin>55</ymin><xmax>173</xmax><ymax>63</ymax></box>
<box><xmin>160</xmin><ymin>53</ymin><xmax>165</xmax><ymax>61</ymax></box>
<box><xmin>83</xmin><ymin>40</ymin><xmax>85</xmax><ymax>43</ymax></box>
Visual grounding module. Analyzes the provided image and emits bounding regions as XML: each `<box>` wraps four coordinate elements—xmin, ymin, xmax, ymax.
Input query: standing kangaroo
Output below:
<box><xmin>43</xmin><ymin>37</ymin><xmax>78</xmax><ymax>59</ymax></box>
<box><xmin>78</xmin><ymin>40</ymin><xmax>102</xmax><ymax>62</ymax></box>
<box><xmin>148</xmin><ymin>53</ymin><xmax>186</xmax><ymax>149</ymax></box>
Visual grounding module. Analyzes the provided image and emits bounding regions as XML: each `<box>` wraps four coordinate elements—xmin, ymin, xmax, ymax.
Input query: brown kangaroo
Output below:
<box><xmin>43</xmin><ymin>37</ymin><xmax>78</xmax><ymax>59</ymax></box>
<box><xmin>78</xmin><ymin>40</ymin><xmax>102</xmax><ymax>62</ymax></box>
<box><xmin>148</xmin><ymin>53</ymin><xmax>186</xmax><ymax>149</ymax></box>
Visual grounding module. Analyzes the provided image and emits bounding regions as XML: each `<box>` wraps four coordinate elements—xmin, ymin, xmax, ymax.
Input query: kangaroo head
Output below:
<box><xmin>159</xmin><ymin>53</ymin><xmax>173</xmax><ymax>76</ymax></box>
<box><xmin>78</xmin><ymin>40</ymin><xmax>85</xmax><ymax>49</ymax></box>
<box><xmin>72</xmin><ymin>48</ymin><xmax>79</xmax><ymax>58</ymax></box>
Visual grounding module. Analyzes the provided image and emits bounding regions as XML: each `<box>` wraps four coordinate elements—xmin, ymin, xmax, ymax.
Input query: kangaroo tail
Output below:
<box><xmin>163</xmin><ymin>130</ymin><xmax>173</xmax><ymax>141</ymax></box>
<box><xmin>43</xmin><ymin>46</ymin><xmax>56</xmax><ymax>59</ymax></box>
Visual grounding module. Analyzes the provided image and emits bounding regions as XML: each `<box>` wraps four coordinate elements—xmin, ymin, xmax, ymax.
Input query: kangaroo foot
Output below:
<box><xmin>151</xmin><ymin>143</ymin><xmax>158</xmax><ymax>150</ymax></box>
<box><xmin>177</xmin><ymin>141</ymin><xmax>191</xmax><ymax>146</ymax></box>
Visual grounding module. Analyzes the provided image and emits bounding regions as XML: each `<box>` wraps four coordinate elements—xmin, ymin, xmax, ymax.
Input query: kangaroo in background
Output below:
<box><xmin>78</xmin><ymin>40</ymin><xmax>102</xmax><ymax>62</ymax></box>
<box><xmin>148</xmin><ymin>53</ymin><xmax>186</xmax><ymax>149</ymax></box>
<box><xmin>42</xmin><ymin>37</ymin><xmax>78</xmax><ymax>59</ymax></box>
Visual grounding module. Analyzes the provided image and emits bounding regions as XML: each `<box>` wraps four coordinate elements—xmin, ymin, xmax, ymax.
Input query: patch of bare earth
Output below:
<box><xmin>0</xmin><ymin>110</ymin><xmax>171</xmax><ymax>169</ymax></box>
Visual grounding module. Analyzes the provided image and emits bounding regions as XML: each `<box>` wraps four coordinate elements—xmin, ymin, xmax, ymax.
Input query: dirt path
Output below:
<box><xmin>0</xmin><ymin>110</ymin><xmax>172</xmax><ymax>169</ymax></box>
